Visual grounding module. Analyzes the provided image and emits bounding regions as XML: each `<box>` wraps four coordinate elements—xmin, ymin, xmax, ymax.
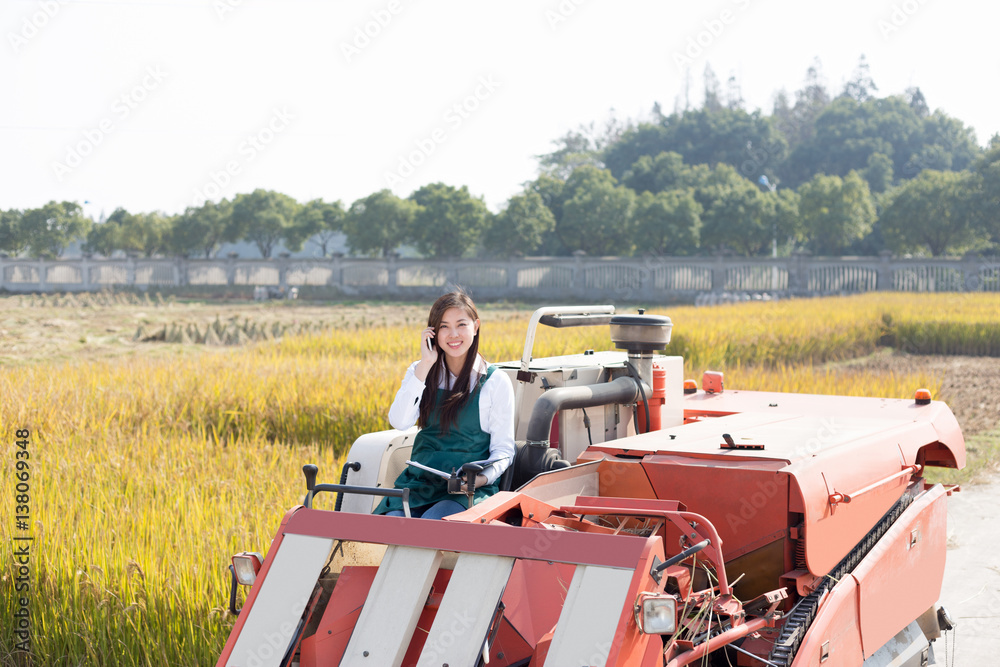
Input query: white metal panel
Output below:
<box><xmin>226</xmin><ymin>534</ymin><xmax>334</xmax><ymax>667</ymax></box>
<box><xmin>862</xmin><ymin>621</ymin><xmax>930</xmax><ymax>666</ymax></box>
<box><xmin>544</xmin><ymin>565</ymin><xmax>634</xmax><ymax>667</ymax></box>
<box><xmin>519</xmin><ymin>464</ymin><xmax>599</xmax><ymax>506</ymax></box>
<box><xmin>342</xmin><ymin>545</ymin><xmax>443</xmax><ymax>667</ymax></box>
<box><xmin>340</xmin><ymin>429</ymin><xmax>415</xmax><ymax>514</ymax></box>
<box><xmin>658</xmin><ymin>356</ymin><xmax>685</xmax><ymax>429</ymax></box>
<box><xmin>416</xmin><ymin>553</ymin><xmax>515</xmax><ymax>667</ymax></box>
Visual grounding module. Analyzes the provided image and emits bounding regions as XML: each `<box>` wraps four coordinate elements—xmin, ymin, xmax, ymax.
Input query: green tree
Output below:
<box><xmin>605</xmin><ymin>108</ymin><xmax>787</xmax><ymax>187</ymax></box>
<box><xmin>169</xmin><ymin>199</ymin><xmax>233</xmax><ymax>258</ymax></box>
<box><xmin>785</xmin><ymin>93</ymin><xmax>979</xmax><ymax>188</ymax></box>
<box><xmin>841</xmin><ymin>54</ymin><xmax>879</xmax><ymax>102</ymax></box>
<box><xmin>771</xmin><ymin>59</ymin><xmax>831</xmax><ymax>155</ymax></box>
<box><xmin>798</xmin><ymin>171</ymin><xmax>877</xmax><ymax>256</ymax></box>
<box><xmin>525</xmin><ymin>173</ymin><xmax>571</xmax><ymax>255</ymax></box>
<box><xmin>294</xmin><ymin>199</ymin><xmax>345</xmax><ymax>257</ymax></box>
<box><xmin>344</xmin><ymin>190</ymin><xmax>417</xmax><ymax>257</ymax></box>
<box><xmin>601</xmin><ymin>123</ymin><xmax>671</xmax><ymax>182</ymax></box>
<box><xmin>879</xmin><ymin>170</ymin><xmax>986</xmax><ymax>256</ymax></box>
<box><xmin>766</xmin><ymin>188</ymin><xmax>804</xmax><ymax>253</ymax></box>
<box><xmin>85</xmin><ymin>207</ymin><xmax>130</xmax><ymax>257</ymax></box>
<box><xmin>862</xmin><ymin>152</ymin><xmax>894</xmax><ymax>194</ymax></box>
<box><xmin>905</xmin><ymin>110</ymin><xmax>980</xmax><ymax>176</ymax></box>
<box><xmin>789</xmin><ymin>96</ymin><xmax>907</xmax><ymax>183</ymax></box>
<box><xmin>537</xmin><ymin>130</ymin><xmax>602</xmax><ymax>181</ymax></box>
<box><xmin>21</xmin><ymin>201</ymin><xmax>90</xmax><ymax>258</ymax></box>
<box><xmin>621</xmin><ymin>151</ymin><xmax>693</xmax><ymax>194</ymax></box>
<box><xmin>632</xmin><ymin>189</ymin><xmax>701</xmax><ymax>255</ymax></box>
<box><xmin>230</xmin><ymin>189</ymin><xmax>300</xmax><ymax>258</ymax></box>
<box><xmin>972</xmin><ymin>135</ymin><xmax>1000</xmax><ymax>247</ymax></box>
<box><xmin>537</xmin><ymin>114</ymin><xmax>627</xmax><ymax>180</ymax></box>
<box><xmin>696</xmin><ymin>165</ymin><xmax>773</xmax><ymax>256</ymax></box>
<box><xmin>702</xmin><ymin>64</ymin><xmax>723</xmax><ymax>112</ymax></box>
<box><xmin>558</xmin><ymin>166</ymin><xmax>636</xmax><ymax>256</ymax></box>
<box><xmin>408</xmin><ymin>184</ymin><xmax>490</xmax><ymax>258</ymax></box>
<box><xmin>123</xmin><ymin>212</ymin><xmax>171</xmax><ymax>257</ymax></box>
<box><xmin>0</xmin><ymin>209</ymin><xmax>27</xmax><ymax>256</ymax></box>
<box><xmin>482</xmin><ymin>190</ymin><xmax>556</xmax><ymax>257</ymax></box>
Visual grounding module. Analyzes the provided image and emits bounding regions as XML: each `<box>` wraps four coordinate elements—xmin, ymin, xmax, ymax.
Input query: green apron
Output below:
<box><xmin>374</xmin><ymin>365</ymin><xmax>500</xmax><ymax>515</ymax></box>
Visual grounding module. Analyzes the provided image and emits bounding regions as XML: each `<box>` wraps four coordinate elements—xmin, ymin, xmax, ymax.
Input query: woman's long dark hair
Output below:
<box><xmin>418</xmin><ymin>290</ymin><xmax>482</xmax><ymax>433</ymax></box>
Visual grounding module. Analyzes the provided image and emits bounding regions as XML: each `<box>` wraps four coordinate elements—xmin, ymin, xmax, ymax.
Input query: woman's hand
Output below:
<box><xmin>414</xmin><ymin>326</ymin><xmax>437</xmax><ymax>381</ymax></box>
<box><xmin>461</xmin><ymin>474</ymin><xmax>489</xmax><ymax>490</ymax></box>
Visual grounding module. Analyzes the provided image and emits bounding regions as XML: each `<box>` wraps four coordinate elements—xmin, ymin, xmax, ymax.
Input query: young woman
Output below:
<box><xmin>374</xmin><ymin>291</ymin><xmax>516</xmax><ymax>519</ymax></box>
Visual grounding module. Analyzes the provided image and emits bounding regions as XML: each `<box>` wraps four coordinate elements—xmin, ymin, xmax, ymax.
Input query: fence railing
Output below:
<box><xmin>1</xmin><ymin>254</ymin><xmax>997</xmax><ymax>299</ymax></box>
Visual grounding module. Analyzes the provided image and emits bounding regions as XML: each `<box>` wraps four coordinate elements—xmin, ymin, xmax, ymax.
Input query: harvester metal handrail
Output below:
<box><xmin>514</xmin><ymin>305</ymin><xmax>615</xmax><ymax>434</ymax></box>
<box><xmin>304</xmin><ymin>484</ymin><xmax>411</xmax><ymax>518</ymax></box>
<box><xmin>828</xmin><ymin>464</ymin><xmax>922</xmax><ymax>506</ymax></box>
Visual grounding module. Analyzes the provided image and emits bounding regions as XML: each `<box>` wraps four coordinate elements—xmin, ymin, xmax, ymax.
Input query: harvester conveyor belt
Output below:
<box><xmin>767</xmin><ymin>487</ymin><xmax>918</xmax><ymax>667</ymax></box>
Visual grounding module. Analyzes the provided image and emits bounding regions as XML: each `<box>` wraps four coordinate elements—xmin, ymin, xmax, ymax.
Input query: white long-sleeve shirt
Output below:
<box><xmin>388</xmin><ymin>355</ymin><xmax>516</xmax><ymax>485</ymax></box>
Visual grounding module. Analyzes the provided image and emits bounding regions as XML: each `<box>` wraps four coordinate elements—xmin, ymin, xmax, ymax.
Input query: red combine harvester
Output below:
<box><xmin>216</xmin><ymin>306</ymin><xmax>963</xmax><ymax>667</ymax></box>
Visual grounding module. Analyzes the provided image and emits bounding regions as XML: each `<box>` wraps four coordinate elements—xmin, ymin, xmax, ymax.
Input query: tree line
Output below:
<box><xmin>3</xmin><ymin>58</ymin><xmax>998</xmax><ymax>260</ymax></box>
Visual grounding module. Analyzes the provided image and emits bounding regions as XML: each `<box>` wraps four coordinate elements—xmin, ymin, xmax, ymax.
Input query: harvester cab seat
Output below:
<box><xmin>499</xmin><ymin>441</ymin><xmax>524</xmax><ymax>492</ymax></box>
<box><xmin>501</xmin><ymin>440</ymin><xmax>572</xmax><ymax>491</ymax></box>
<box><xmin>337</xmin><ymin>429</ymin><xmax>416</xmax><ymax>514</ymax></box>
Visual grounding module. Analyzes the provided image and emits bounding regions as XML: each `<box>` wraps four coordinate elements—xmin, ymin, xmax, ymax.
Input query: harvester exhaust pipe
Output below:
<box><xmin>523</xmin><ymin>376</ymin><xmax>646</xmax><ymax>445</ymax></box>
<box><xmin>513</xmin><ymin>376</ymin><xmax>645</xmax><ymax>489</ymax></box>
<box><xmin>511</xmin><ymin>311</ymin><xmax>673</xmax><ymax>489</ymax></box>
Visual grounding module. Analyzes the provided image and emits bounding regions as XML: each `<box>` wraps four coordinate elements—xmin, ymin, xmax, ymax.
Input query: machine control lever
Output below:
<box><xmin>303</xmin><ymin>464</ymin><xmax>318</xmax><ymax>491</ymax></box>
<box><xmin>653</xmin><ymin>539</ymin><xmax>711</xmax><ymax>574</ymax></box>
<box><xmin>448</xmin><ymin>462</ymin><xmax>486</xmax><ymax>508</ymax></box>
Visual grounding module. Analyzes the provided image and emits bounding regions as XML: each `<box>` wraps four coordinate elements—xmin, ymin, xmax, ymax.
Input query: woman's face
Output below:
<box><xmin>435</xmin><ymin>307</ymin><xmax>479</xmax><ymax>365</ymax></box>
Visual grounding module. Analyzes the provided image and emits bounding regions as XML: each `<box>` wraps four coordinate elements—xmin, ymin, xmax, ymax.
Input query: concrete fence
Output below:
<box><xmin>1</xmin><ymin>253</ymin><xmax>997</xmax><ymax>300</ymax></box>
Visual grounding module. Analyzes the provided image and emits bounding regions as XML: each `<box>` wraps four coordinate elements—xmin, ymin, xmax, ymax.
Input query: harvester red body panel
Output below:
<box><xmin>216</xmin><ymin>306</ymin><xmax>963</xmax><ymax>667</ymax></box>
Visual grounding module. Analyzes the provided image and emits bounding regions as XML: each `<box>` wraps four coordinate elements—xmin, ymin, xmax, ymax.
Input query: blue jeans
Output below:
<box><xmin>385</xmin><ymin>499</ymin><xmax>467</xmax><ymax>520</ymax></box>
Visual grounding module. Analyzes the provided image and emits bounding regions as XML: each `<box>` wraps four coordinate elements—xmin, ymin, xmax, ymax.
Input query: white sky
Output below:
<box><xmin>3</xmin><ymin>0</ymin><xmax>998</xmax><ymax>220</ymax></box>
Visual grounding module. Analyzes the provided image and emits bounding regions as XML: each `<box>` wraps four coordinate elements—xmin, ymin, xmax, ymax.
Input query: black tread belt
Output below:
<box><xmin>767</xmin><ymin>487</ymin><xmax>918</xmax><ymax>667</ymax></box>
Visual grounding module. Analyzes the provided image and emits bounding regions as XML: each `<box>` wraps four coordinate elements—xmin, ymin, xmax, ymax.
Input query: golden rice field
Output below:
<box><xmin>1</xmin><ymin>292</ymin><xmax>998</xmax><ymax>665</ymax></box>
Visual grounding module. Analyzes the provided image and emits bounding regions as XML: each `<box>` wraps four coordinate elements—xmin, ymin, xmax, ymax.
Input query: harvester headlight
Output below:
<box><xmin>635</xmin><ymin>592</ymin><xmax>677</xmax><ymax>635</ymax></box>
<box><xmin>231</xmin><ymin>552</ymin><xmax>263</xmax><ymax>586</ymax></box>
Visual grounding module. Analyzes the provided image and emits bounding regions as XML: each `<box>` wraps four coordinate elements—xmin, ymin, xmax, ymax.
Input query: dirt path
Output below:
<box><xmin>939</xmin><ymin>472</ymin><xmax>1000</xmax><ymax>663</ymax></box>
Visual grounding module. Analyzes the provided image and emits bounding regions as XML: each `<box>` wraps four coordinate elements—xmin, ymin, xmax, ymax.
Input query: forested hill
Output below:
<box><xmin>4</xmin><ymin>60</ymin><xmax>999</xmax><ymax>261</ymax></box>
